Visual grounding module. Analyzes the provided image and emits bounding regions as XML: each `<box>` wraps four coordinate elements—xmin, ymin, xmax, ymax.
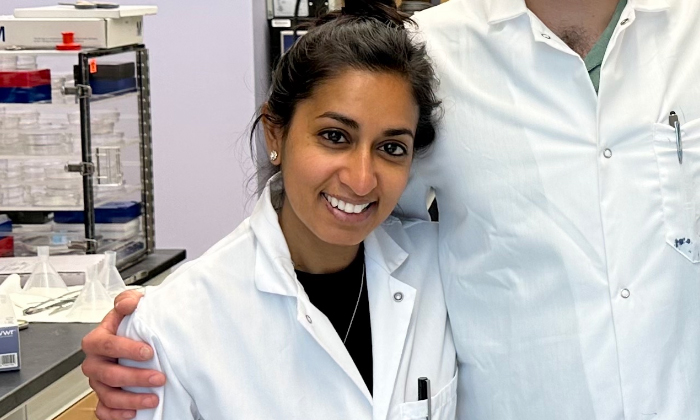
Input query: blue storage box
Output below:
<box><xmin>91</xmin><ymin>78</ymin><xmax>136</xmax><ymax>95</ymax></box>
<box><xmin>54</xmin><ymin>201</ymin><xmax>142</xmax><ymax>224</ymax></box>
<box><xmin>0</xmin><ymin>85</ymin><xmax>51</xmax><ymax>103</ymax></box>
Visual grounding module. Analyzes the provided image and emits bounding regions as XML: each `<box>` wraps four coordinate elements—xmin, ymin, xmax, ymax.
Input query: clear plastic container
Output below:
<box><xmin>0</xmin><ymin>55</ymin><xmax>17</xmax><ymax>70</ymax></box>
<box><xmin>93</xmin><ymin>132</ymin><xmax>124</xmax><ymax>147</ymax></box>
<box><xmin>33</xmin><ymin>186</ymin><xmax>82</xmax><ymax>207</ymax></box>
<box><xmin>5</xmin><ymin>109</ymin><xmax>40</xmax><ymax>128</ymax></box>
<box><xmin>33</xmin><ymin>167</ymin><xmax>83</xmax><ymax>206</ymax></box>
<box><xmin>92</xmin><ymin>109</ymin><xmax>120</xmax><ymax>125</ymax></box>
<box><xmin>0</xmin><ymin>132</ymin><xmax>21</xmax><ymax>155</ymax></box>
<box><xmin>0</xmin><ymin>183</ymin><xmax>26</xmax><ymax>206</ymax></box>
<box><xmin>0</xmin><ymin>113</ymin><xmax>20</xmax><ymax>130</ymax></box>
<box><xmin>15</xmin><ymin>55</ymin><xmax>37</xmax><ymax>71</ymax></box>
<box><xmin>0</xmin><ymin>160</ymin><xmax>21</xmax><ymax>181</ymax></box>
<box><xmin>22</xmin><ymin>159</ymin><xmax>62</xmax><ymax>182</ymax></box>
<box><xmin>21</xmin><ymin>130</ymin><xmax>72</xmax><ymax>155</ymax></box>
<box><xmin>68</xmin><ymin>108</ymin><xmax>120</xmax><ymax>125</ymax></box>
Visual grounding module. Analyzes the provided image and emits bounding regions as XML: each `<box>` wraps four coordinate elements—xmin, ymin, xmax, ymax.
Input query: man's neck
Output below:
<box><xmin>525</xmin><ymin>0</ymin><xmax>620</xmax><ymax>57</ymax></box>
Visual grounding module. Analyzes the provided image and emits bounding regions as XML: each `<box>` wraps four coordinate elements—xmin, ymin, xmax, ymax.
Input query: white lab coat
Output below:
<box><xmin>400</xmin><ymin>0</ymin><xmax>700</xmax><ymax>419</ymax></box>
<box><xmin>118</xmin><ymin>178</ymin><xmax>457</xmax><ymax>420</ymax></box>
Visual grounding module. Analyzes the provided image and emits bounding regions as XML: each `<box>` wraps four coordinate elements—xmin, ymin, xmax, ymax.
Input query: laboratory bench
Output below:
<box><xmin>0</xmin><ymin>249</ymin><xmax>186</xmax><ymax>420</ymax></box>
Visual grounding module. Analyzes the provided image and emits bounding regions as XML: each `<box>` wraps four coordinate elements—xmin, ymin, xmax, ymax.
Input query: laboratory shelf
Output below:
<box><xmin>0</xmin><ymin>185</ymin><xmax>141</xmax><ymax>212</ymax></box>
<box><xmin>0</xmin><ymin>139</ymin><xmax>140</xmax><ymax>160</ymax></box>
<box><xmin>0</xmin><ymin>44</ymin><xmax>155</xmax><ymax>262</ymax></box>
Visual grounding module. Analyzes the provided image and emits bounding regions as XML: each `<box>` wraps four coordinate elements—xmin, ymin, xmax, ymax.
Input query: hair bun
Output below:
<box><xmin>341</xmin><ymin>0</ymin><xmax>408</xmax><ymax>26</ymax></box>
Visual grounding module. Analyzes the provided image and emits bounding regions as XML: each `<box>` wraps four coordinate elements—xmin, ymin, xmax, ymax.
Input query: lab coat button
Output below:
<box><xmin>620</xmin><ymin>18</ymin><xmax>629</xmax><ymax>26</ymax></box>
<box><xmin>305</xmin><ymin>315</ymin><xmax>312</xmax><ymax>324</ymax></box>
<box><xmin>541</xmin><ymin>33</ymin><xmax>551</xmax><ymax>39</ymax></box>
<box><xmin>393</xmin><ymin>292</ymin><xmax>404</xmax><ymax>302</ymax></box>
<box><xmin>603</xmin><ymin>149</ymin><xmax>612</xmax><ymax>158</ymax></box>
<box><xmin>621</xmin><ymin>288</ymin><xmax>630</xmax><ymax>299</ymax></box>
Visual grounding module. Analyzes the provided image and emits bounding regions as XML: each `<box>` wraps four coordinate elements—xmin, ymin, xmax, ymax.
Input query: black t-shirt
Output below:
<box><xmin>295</xmin><ymin>246</ymin><xmax>373</xmax><ymax>394</ymax></box>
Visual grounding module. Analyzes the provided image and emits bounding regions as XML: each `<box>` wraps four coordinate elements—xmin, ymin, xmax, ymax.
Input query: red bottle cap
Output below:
<box><xmin>56</xmin><ymin>32</ymin><xmax>81</xmax><ymax>51</ymax></box>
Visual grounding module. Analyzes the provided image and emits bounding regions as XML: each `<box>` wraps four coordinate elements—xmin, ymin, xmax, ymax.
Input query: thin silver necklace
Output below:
<box><xmin>343</xmin><ymin>263</ymin><xmax>365</xmax><ymax>344</ymax></box>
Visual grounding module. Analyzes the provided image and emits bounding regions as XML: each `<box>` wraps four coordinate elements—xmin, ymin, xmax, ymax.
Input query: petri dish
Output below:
<box><xmin>21</xmin><ymin>130</ymin><xmax>72</xmax><ymax>156</ymax></box>
<box><xmin>93</xmin><ymin>131</ymin><xmax>124</xmax><ymax>146</ymax></box>
<box><xmin>0</xmin><ymin>183</ymin><xmax>26</xmax><ymax>206</ymax></box>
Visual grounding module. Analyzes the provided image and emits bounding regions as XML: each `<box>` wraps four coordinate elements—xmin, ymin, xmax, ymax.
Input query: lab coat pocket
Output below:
<box><xmin>652</xmin><ymin>120</ymin><xmax>700</xmax><ymax>263</ymax></box>
<box><xmin>398</xmin><ymin>369</ymin><xmax>459</xmax><ymax>420</ymax></box>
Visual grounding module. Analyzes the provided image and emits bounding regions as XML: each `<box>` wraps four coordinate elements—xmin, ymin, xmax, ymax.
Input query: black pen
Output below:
<box><xmin>418</xmin><ymin>377</ymin><xmax>432</xmax><ymax>420</ymax></box>
<box><xmin>669</xmin><ymin>111</ymin><xmax>683</xmax><ymax>164</ymax></box>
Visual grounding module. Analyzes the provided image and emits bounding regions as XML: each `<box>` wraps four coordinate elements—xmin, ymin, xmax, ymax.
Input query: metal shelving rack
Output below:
<box><xmin>0</xmin><ymin>44</ymin><xmax>155</xmax><ymax>269</ymax></box>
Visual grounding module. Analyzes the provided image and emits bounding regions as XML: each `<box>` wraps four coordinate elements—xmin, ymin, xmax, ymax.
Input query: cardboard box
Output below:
<box><xmin>13</xmin><ymin>5</ymin><xmax>157</xmax><ymax>19</ymax></box>
<box><xmin>0</xmin><ymin>294</ymin><xmax>20</xmax><ymax>372</ymax></box>
<box><xmin>0</xmin><ymin>15</ymin><xmax>144</xmax><ymax>49</ymax></box>
<box><xmin>0</xmin><ymin>324</ymin><xmax>19</xmax><ymax>372</ymax></box>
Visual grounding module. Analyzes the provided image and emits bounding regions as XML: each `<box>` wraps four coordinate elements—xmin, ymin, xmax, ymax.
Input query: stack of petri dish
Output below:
<box><xmin>34</xmin><ymin>165</ymin><xmax>83</xmax><ymax>206</ymax></box>
<box><xmin>0</xmin><ymin>108</ymin><xmax>21</xmax><ymax>154</ymax></box>
<box><xmin>0</xmin><ymin>160</ymin><xmax>24</xmax><ymax>206</ymax></box>
<box><xmin>20</xmin><ymin>124</ymin><xmax>72</xmax><ymax>156</ymax></box>
<box><xmin>68</xmin><ymin>108</ymin><xmax>124</xmax><ymax>148</ymax></box>
<box><xmin>0</xmin><ymin>55</ymin><xmax>17</xmax><ymax>71</ymax></box>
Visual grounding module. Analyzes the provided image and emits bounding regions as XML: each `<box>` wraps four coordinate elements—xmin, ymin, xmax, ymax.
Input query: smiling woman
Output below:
<box><xmin>84</xmin><ymin>1</ymin><xmax>458</xmax><ymax>419</ymax></box>
<box><xmin>269</xmin><ymin>70</ymin><xmax>419</xmax><ymax>273</ymax></box>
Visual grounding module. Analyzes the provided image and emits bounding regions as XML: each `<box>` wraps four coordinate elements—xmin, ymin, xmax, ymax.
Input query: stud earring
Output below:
<box><xmin>269</xmin><ymin>150</ymin><xmax>278</xmax><ymax>162</ymax></box>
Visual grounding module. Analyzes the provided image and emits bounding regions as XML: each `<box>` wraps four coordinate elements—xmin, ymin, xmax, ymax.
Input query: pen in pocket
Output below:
<box><xmin>669</xmin><ymin>111</ymin><xmax>682</xmax><ymax>164</ymax></box>
<box><xmin>418</xmin><ymin>377</ymin><xmax>431</xmax><ymax>420</ymax></box>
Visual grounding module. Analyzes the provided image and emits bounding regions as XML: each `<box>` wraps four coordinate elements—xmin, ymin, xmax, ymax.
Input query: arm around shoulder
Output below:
<box><xmin>117</xmin><ymin>313</ymin><xmax>199</xmax><ymax>419</ymax></box>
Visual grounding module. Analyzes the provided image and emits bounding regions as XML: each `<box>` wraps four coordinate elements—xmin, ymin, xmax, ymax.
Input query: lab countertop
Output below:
<box><xmin>0</xmin><ymin>249</ymin><xmax>186</xmax><ymax>418</ymax></box>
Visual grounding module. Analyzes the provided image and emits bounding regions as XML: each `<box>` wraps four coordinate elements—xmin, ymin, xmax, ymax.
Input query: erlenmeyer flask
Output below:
<box><xmin>23</xmin><ymin>246</ymin><xmax>68</xmax><ymax>298</ymax></box>
<box><xmin>66</xmin><ymin>266</ymin><xmax>113</xmax><ymax>322</ymax></box>
<box><xmin>99</xmin><ymin>251</ymin><xmax>126</xmax><ymax>298</ymax></box>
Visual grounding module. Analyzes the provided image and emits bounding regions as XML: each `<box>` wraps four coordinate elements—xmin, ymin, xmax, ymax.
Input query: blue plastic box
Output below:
<box><xmin>54</xmin><ymin>201</ymin><xmax>142</xmax><ymax>224</ymax></box>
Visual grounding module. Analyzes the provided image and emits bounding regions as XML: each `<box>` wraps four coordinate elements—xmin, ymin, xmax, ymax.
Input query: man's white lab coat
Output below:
<box><xmin>119</xmin><ymin>179</ymin><xmax>457</xmax><ymax>420</ymax></box>
<box><xmin>400</xmin><ymin>0</ymin><xmax>700</xmax><ymax>418</ymax></box>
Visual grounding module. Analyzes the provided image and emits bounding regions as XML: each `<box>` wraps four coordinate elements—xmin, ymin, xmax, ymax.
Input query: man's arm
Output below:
<box><xmin>81</xmin><ymin>290</ymin><xmax>165</xmax><ymax>420</ymax></box>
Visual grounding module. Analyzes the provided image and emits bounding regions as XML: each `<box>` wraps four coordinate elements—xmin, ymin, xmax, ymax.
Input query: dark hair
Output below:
<box><xmin>251</xmin><ymin>0</ymin><xmax>440</xmax><ymax>184</ymax></box>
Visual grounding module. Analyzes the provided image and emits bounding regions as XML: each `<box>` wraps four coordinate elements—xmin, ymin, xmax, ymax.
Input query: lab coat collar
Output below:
<box><xmin>484</xmin><ymin>0</ymin><xmax>668</xmax><ymax>25</ymax></box>
<box><xmin>485</xmin><ymin>0</ymin><xmax>528</xmax><ymax>25</ymax></box>
<box><xmin>250</xmin><ymin>174</ymin><xmax>298</xmax><ymax>298</ymax></box>
<box><xmin>251</xmin><ymin>176</ymin><xmax>417</xmax><ymax>410</ymax></box>
<box><xmin>628</xmin><ymin>0</ymin><xmax>669</xmax><ymax>12</ymax></box>
<box><xmin>363</xmin><ymin>217</ymin><xmax>409</xmax><ymax>275</ymax></box>
<box><xmin>364</xmin><ymin>218</ymin><xmax>416</xmax><ymax>420</ymax></box>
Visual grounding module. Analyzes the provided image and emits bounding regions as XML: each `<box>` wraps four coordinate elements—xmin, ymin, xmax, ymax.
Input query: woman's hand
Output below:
<box><xmin>81</xmin><ymin>290</ymin><xmax>165</xmax><ymax>419</ymax></box>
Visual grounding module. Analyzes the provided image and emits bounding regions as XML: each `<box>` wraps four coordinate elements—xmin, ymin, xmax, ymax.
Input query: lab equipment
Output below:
<box><xmin>0</xmin><ymin>18</ymin><xmax>156</xmax><ymax>266</ymax></box>
<box><xmin>65</xmin><ymin>266</ymin><xmax>113</xmax><ymax>322</ymax></box>
<box><xmin>73</xmin><ymin>62</ymin><xmax>136</xmax><ymax>95</ymax></box>
<box><xmin>0</xmin><ymin>68</ymin><xmax>52</xmax><ymax>104</ymax></box>
<box><xmin>22</xmin><ymin>290</ymin><xmax>78</xmax><ymax>315</ymax></box>
<box><xmin>22</xmin><ymin>246</ymin><xmax>69</xmax><ymax>297</ymax></box>
<box><xmin>99</xmin><ymin>250</ymin><xmax>126</xmax><ymax>297</ymax></box>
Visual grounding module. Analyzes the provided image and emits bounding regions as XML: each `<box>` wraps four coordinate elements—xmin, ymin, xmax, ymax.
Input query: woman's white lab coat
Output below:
<box><xmin>118</xmin><ymin>179</ymin><xmax>457</xmax><ymax>420</ymax></box>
